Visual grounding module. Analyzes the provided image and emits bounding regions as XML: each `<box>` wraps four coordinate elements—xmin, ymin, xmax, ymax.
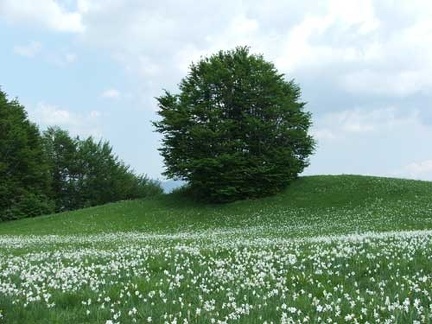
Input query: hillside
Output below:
<box><xmin>1</xmin><ymin>175</ymin><xmax>431</xmax><ymax>237</ymax></box>
<box><xmin>2</xmin><ymin>175</ymin><xmax>432</xmax><ymax>323</ymax></box>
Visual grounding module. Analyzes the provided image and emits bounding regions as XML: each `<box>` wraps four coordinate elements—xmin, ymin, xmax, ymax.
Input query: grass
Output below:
<box><xmin>1</xmin><ymin>175</ymin><xmax>432</xmax><ymax>323</ymax></box>
<box><xmin>1</xmin><ymin>175</ymin><xmax>431</xmax><ymax>236</ymax></box>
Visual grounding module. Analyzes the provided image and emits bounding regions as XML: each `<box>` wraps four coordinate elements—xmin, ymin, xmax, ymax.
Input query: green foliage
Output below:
<box><xmin>8</xmin><ymin>193</ymin><xmax>54</xmax><ymax>219</ymax></box>
<box><xmin>130</xmin><ymin>175</ymin><xmax>164</xmax><ymax>198</ymax></box>
<box><xmin>154</xmin><ymin>46</ymin><xmax>315</xmax><ymax>202</ymax></box>
<box><xmin>42</xmin><ymin>127</ymin><xmax>163</xmax><ymax>211</ymax></box>
<box><xmin>0</xmin><ymin>89</ymin><xmax>53</xmax><ymax>221</ymax></box>
<box><xmin>43</xmin><ymin>126</ymin><xmax>80</xmax><ymax>211</ymax></box>
<box><xmin>73</xmin><ymin>136</ymin><xmax>163</xmax><ymax>207</ymax></box>
<box><xmin>0</xmin><ymin>87</ymin><xmax>162</xmax><ymax>222</ymax></box>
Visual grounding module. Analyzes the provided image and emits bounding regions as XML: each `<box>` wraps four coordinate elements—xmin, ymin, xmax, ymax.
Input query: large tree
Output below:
<box><xmin>154</xmin><ymin>47</ymin><xmax>315</xmax><ymax>202</ymax></box>
<box><xmin>0</xmin><ymin>89</ymin><xmax>53</xmax><ymax>220</ymax></box>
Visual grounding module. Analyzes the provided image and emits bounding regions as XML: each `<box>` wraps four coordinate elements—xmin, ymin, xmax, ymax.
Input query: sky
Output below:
<box><xmin>1</xmin><ymin>0</ymin><xmax>432</xmax><ymax>181</ymax></box>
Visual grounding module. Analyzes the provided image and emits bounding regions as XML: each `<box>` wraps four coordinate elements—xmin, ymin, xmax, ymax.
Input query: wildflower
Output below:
<box><xmin>128</xmin><ymin>307</ymin><xmax>137</xmax><ymax>316</ymax></box>
<box><xmin>345</xmin><ymin>314</ymin><xmax>355</xmax><ymax>321</ymax></box>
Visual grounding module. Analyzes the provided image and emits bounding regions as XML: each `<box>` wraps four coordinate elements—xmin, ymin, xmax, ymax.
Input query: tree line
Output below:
<box><xmin>0</xmin><ymin>88</ymin><xmax>162</xmax><ymax>221</ymax></box>
<box><xmin>2</xmin><ymin>46</ymin><xmax>316</xmax><ymax>215</ymax></box>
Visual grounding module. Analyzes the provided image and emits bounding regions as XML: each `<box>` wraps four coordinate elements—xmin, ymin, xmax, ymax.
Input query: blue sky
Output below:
<box><xmin>1</xmin><ymin>0</ymin><xmax>432</xmax><ymax>181</ymax></box>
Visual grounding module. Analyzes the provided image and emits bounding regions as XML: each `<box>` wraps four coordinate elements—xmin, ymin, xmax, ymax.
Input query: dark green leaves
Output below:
<box><xmin>0</xmin><ymin>89</ymin><xmax>52</xmax><ymax>220</ymax></box>
<box><xmin>154</xmin><ymin>47</ymin><xmax>315</xmax><ymax>203</ymax></box>
<box><xmin>43</xmin><ymin>127</ymin><xmax>163</xmax><ymax>212</ymax></box>
<box><xmin>0</xmin><ymin>88</ymin><xmax>162</xmax><ymax>221</ymax></box>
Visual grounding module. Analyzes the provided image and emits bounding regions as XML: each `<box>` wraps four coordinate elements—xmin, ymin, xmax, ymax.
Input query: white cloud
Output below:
<box><xmin>46</xmin><ymin>50</ymin><xmax>78</xmax><ymax>66</ymax></box>
<box><xmin>391</xmin><ymin>158</ymin><xmax>432</xmax><ymax>181</ymax></box>
<box><xmin>265</xmin><ymin>1</ymin><xmax>432</xmax><ymax>97</ymax></box>
<box><xmin>0</xmin><ymin>0</ymin><xmax>84</xmax><ymax>33</ymax></box>
<box><xmin>339</xmin><ymin>17</ymin><xmax>432</xmax><ymax>96</ymax></box>
<box><xmin>137</xmin><ymin>56</ymin><xmax>161</xmax><ymax>77</ymax></box>
<box><xmin>403</xmin><ymin>160</ymin><xmax>432</xmax><ymax>180</ymax></box>
<box><xmin>68</xmin><ymin>0</ymin><xmax>432</xmax><ymax>101</ymax></box>
<box><xmin>28</xmin><ymin>102</ymin><xmax>102</xmax><ymax>138</ymax></box>
<box><xmin>271</xmin><ymin>0</ymin><xmax>380</xmax><ymax>72</ymax></box>
<box><xmin>307</xmin><ymin>106</ymin><xmax>432</xmax><ymax>180</ymax></box>
<box><xmin>310</xmin><ymin>128</ymin><xmax>336</xmax><ymax>141</ymax></box>
<box><xmin>12</xmin><ymin>40</ymin><xmax>77</xmax><ymax>66</ymax></box>
<box><xmin>341</xmin><ymin>70</ymin><xmax>431</xmax><ymax>97</ymax></box>
<box><xmin>100</xmin><ymin>89</ymin><xmax>121</xmax><ymax>100</ymax></box>
<box><xmin>3</xmin><ymin>1</ymin><xmax>432</xmax><ymax>93</ymax></box>
<box><xmin>312</xmin><ymin>107</ymin><xmax>417</xmax><ymax>141</ymax></box>
<box><xmin>13</xmin><ymin>41</ymin><xmax>42</xmax><ymax>58</ymax></box>
<box><xmin>64</xmin><ymin>53</ymin><xmax>77</xmax><ymax>63</ymax></box>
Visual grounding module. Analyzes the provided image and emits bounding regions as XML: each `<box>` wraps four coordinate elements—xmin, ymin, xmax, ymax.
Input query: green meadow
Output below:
<box><xmin>1</xmin><ymin>175</ymin><xmax>432</xmax><ymax>323</ymax></box>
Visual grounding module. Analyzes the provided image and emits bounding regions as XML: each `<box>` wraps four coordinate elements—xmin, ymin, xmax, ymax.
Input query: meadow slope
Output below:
<box><xmin>1</xmin><ymin>175</ymin><xmax>432</xmax><ymax>323</ymax></box>
<box><xmin>1</xmin><ymin>175</ymin><xmax>432</xmax><ymax>237</ymax></box>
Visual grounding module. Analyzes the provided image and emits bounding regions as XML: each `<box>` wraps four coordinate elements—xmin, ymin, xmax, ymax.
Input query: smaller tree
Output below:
<box><xmin>43</xmin><ymin>126</ymin><xmax>79</xmax><ymax>211</ymax></box>
<box><xmin>154</xmin><ymin>47</ymin><xmax>315</xmax><ymax>202</ymax></box>
<box><xmin>43</xmin><ymin>128</ymin><xmax>163</xmax><ymax>211</ymax></box>
<box><xmin>74</xmin><ymin>137</ymin><xmax>163</xmax><ymax>207</ymax></box>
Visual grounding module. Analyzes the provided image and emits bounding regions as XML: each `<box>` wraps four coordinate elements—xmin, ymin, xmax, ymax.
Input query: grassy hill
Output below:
<box><xmin>1</xmin><ymin>175</ymin><xmax>431</xmax><ymax>237</ymax></box>
<box><xmin>1</xmin><ymin>175</ymin><xmax>432</xmax><ymax>323</ymax></box>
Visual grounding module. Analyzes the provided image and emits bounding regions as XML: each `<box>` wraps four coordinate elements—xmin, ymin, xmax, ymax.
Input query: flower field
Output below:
<box><xmin>1</xmin><ymin>175</ymin><xmax>432</xmax><ymax>323</ymax></box>
<box><xmin>1</xmin><ymin>228</ymin><xmax>432</xmax><ymax>323</ymax></box>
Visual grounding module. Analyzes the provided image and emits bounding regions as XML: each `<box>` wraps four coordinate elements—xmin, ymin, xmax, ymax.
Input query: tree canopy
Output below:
<box><xmin>0</xmin><ymin>88</ymin><xmax>162</xmax><ymax>221</ymax></box>
<box><xmin>43</xmin><ymin>127</ymin><xmax>163</xmax><ymax>212</ymax></box>
<box><xmin>0</xmin><ymin>89</ymin><xmax>52</xmax><ymax>220</ymax></box>
<box><xmin>154</xmin><ymin>47</ymin><xmax>315</xmax><ymax>202</ymax></box>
